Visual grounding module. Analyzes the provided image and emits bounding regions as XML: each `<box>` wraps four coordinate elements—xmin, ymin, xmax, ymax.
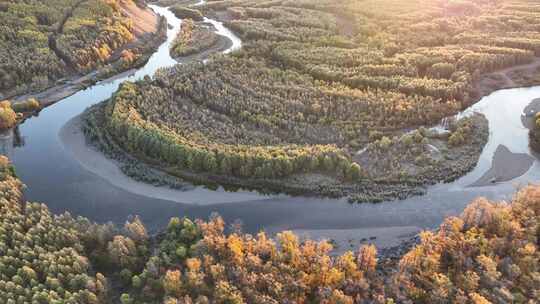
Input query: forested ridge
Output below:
<box><xmin>0</xmin><ymin>0</ymin><xmax>155</xmax><ymax>98</ymax></box>
<box><xmin>0</xmin><ymin>157</ymin><xmax>538</xmax><ymax>303</ymax></box>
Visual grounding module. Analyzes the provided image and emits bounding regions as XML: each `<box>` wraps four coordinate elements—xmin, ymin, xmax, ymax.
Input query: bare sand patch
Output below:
<box><xmin>292</xmin><ymin>226</ymin><xmax>421</xmax><ymax>255</ymax></box>
<box><xmin>120</xmin><ymin>1</ymin><xmax>159</xmax><ymax>37</ymax></box>
<box><xmin>470</xmin><ymin>145</ymin><xmax>534</xmax><ymax>187</ymax></box>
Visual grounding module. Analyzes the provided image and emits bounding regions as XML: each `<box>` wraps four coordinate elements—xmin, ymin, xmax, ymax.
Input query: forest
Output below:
<box><xmin>0</xmin><ymin>156</ymin><xmax>537</xmax><ymax>303</ymax></box>
<box><xmin>0</xmin><ymin>0</ymin><xmax>154</xmax><ymax>99</ymax></box>
<box><xmin>83</xmin><ymin>0</ymin><xmax>540</xmax><ymax>200</ymax></box>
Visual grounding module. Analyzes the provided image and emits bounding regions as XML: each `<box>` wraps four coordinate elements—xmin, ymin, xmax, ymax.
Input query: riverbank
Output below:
<box><xmin>60</xmin><ymin>115</ymin><xmax>277</xmax><ymax>205</ymax></box>
<box><xmin>10</xmin><ymin>3</ymin><xmax>166</xmax><ymax>108</ymax></box>
<box><xmin>472</xmin><ymin>57</ymin><xmax>540</xmax><ymax>105</ymax></box>
<box><xmin>291</xmin><ymin>226</ymin><xmax>421</xmax><ymax>256</ymax></box>
<box><xmin>76</xmin><ymin>98</ymin><xmax>489</xmax><ymax>204</ymax></box>
<box><xmin>470</xmin><ymin>145</ymin><xmax>535</xmax><ymax>187</ymax></box>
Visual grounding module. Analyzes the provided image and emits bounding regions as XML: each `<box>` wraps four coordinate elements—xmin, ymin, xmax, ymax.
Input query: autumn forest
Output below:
<box><xmin>0</xmin><ymin>0</ymin><xmax>539</xmax><ymax>303</ymax></box>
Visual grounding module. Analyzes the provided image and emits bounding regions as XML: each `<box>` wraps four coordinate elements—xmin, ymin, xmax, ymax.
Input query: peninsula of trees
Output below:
<box><xmin>81</xmin><ymin>0</ymin><xmax>540</xmax><ymax>201</ymax></box>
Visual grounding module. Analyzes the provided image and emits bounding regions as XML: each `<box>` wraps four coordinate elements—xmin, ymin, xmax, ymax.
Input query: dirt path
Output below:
<box><xmin>496</xmin><ymin>71</ymin><xmax>516</xmax><ymax>87</ymax></box>
<box><xmin>498</xmin><ymin>57</ymin><xmax>540</xmax><ymax>77</ymax></box>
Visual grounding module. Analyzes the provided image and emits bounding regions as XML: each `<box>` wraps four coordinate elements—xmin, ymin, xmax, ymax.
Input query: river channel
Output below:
<box><xmin>2</xmin><ymin>4</ymin><xmax>540</xmax><ymax>248</ymax></box>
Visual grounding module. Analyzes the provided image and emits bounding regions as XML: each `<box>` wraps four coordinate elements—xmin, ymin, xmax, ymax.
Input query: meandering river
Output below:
<box><xmin>2</xmin><ymin>4</ymin><xmax>540</xmax><ymax>247</ymax></box>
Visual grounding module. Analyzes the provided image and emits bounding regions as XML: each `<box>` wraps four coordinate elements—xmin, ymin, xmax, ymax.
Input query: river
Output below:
<box><xmin>2</xmin><ymin>4</ymin><xmax>540</xmax><ymax>248</ymax></box>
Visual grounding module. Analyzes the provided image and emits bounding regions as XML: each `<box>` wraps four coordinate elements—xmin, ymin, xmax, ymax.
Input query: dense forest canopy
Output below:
<box><xmin>0</xmin><ymin>156</ymin><xmax>537</xmax><ymax>303</ymax></box>
<box><xmin>0</xmin><ymin>0</ymin><xmax>140</xmax><ymax>97</ymax></box>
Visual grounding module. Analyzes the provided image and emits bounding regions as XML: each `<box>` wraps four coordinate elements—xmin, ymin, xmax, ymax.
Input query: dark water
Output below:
<box><xmin>2</xmin><ymin>5</ymin><xmax>540</xmax><ymax>242</ymax></box>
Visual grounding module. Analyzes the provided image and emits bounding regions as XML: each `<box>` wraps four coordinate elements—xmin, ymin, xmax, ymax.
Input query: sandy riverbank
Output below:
<box><xmin>468</xmin><ymin>96</ymin><xmax>540</xmax><ymax>188</ymax></box>
<box><xmin>291</xmin><ymin>226</ymin><xmax>421</xmax><ymax>255</ymax></box>
<box><xmin>121</xmin><ymin>1</ymin><xmax>159</xmax><ymax>37</ymax></box>
<box><xmin>470</xmin><ymin>145</ymin><xmax>535</xmax><ymax>187</ymax></box>
<box><xmin>60</xmin><ymin>115</ymin><xmax>280</xmax><ymax>205</ymax></box>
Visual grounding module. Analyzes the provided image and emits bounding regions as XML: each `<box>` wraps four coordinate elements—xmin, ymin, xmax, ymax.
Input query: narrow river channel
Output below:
<box><xmin>2</xmin><ymin>4</ymin><xmax>540</xmax><ymax>248</ymax></box>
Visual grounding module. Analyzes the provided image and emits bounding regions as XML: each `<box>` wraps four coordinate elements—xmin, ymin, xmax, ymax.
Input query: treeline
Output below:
<box><xmin>0</xmin><ymin>0</ymin><xmax>138</xmax><ymax>97</ymax></box>
<box><xmin>1</xmin><ymin>157</ymin><xmax>537</xmax><ymax>303</ymax></box>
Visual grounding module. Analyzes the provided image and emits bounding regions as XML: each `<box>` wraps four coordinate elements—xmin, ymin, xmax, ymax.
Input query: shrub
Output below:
<box><xmin>11</xmin><ymin>98</ymin><xmax>40</xmax><ymax>113</ymax></box>
<box><xmin>0</xmin><ymin>101</ymin><xmax>17</xmax><ymax>129</ymax></box>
